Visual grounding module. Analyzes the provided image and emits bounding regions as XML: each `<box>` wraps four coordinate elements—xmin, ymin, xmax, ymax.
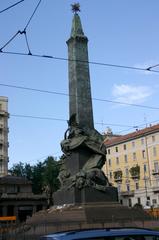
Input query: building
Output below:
<box><xmin>0</xmin><ymin>175</ymin><xmax>47</xmax><ymax>222</ymax></box>
<box><xmin>104</xmin><ymin>124</ymin><xmax>159</xmax><ymax>209</ymax></box>
<box><xmin>0</xmin><ymin>97</ymin><xmax>48</xmax><ymax>222</ymax></box>
<box><xmin>0</xmin><ymin>97</ymin><xmax>9</xmax><ymax>176</ymax></box>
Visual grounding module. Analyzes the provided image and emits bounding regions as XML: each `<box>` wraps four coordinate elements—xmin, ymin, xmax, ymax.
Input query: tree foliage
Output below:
<box><xmin>9</xmin><ymin>156</ymin><xmax>60</xmax><ymax>206</ymax></box>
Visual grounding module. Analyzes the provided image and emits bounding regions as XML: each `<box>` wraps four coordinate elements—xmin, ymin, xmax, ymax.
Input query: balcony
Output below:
<box><xmin>131</xmin><ymin>175</ymin><xmax>140</xmax><ymax>180</ymax></box>
<box><xmin>0</xmin><ymin>111</ymin><xmax>9</xmax><ymax>117</ymax></box>
<box><xmin>120</xmin><ymin>190</ymin><xmax>134</xmax><ymax>197</ymax></box>
<box><xmin>114</xmin><ymin>177</ymin><xmax>122</xmax><ymax>183</ymax></box>
<box><xmin>152</xmin><ymin>169</ymin><xmax>159</xmax><ymax>175</ymax></box>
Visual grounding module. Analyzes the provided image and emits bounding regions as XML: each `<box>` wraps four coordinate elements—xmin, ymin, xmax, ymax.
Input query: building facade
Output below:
<box><xmin>104</xmin><ymin>124</ymin><xmax>159</xmax><ymax>209</ymax></box>
<box><xmin>0</xmin><ymin>175</ymin><xmax>47</xmax><ymax>222</ymax></box>
<box><xmin>0</xmin><ymin>97</ymin><xmax>9</xmax><ymax>176</ymax></box>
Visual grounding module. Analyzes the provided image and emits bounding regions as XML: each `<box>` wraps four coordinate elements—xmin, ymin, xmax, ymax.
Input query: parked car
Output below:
<box><xmin>40</xmin><ymin>228</ymin><xmax>159</xmax><ymax>240</ymax></box>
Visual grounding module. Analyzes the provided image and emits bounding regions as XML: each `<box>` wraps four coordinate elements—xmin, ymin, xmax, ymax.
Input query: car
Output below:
<box><xmin>39</xmin><ymin>228</ymin><xmax>159</xmax><ymax>240</ymax></box>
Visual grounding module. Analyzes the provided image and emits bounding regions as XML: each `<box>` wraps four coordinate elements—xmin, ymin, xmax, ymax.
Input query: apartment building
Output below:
<box><xmin>104</xmin><ymin>124</ymin><xmax>159</xmax><ymax>209</ymax></box>
<box><xmin>0</xmin><ymin>96</ymin><xmax>9</xmax><ymax>176</ymax></box>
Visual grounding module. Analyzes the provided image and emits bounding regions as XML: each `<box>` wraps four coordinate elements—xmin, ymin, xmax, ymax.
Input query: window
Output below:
<box><xmin>133</xmin><ymin>152</ymin><xmax>136</xmax><ymax>160</ymax></box>
<box><xmin>0</xmin><ymin>162</ymin><xmax>2</xmax><ymax>172</ymax></box>
<box><xmin>135</xmin><ymin>182</ymin><xmax>139</xmax><ymax>190</ymax></box>
<box><xmin>123</xmin><ymin>144</ymin><xmax>126</xmax><ymax>150</ymax></box>
<box><xmin>0</xmin><ymin>144</ymin><xmax>2</xmax><ymax>151</ymax></box>
<box><xmin>144</xmin><ymin>164</ymin><xmax>147</xmax><ymax>173</ymax></box>
<box><xmin>107</xmin><ymin>149</ymin><xmax>110</xmax><ymax>154</ymax></box>
<box><xmin>154</xmin><ymin>162</ymin><xmax>159</xmax><ymax>172</ymax></box>
<box><xmin>115</xmin><ymin>147</ymin><xmax>118</xmax><ymax>152</ymax></box>
<box><xmin>141</xmin><ymin>138</ymin><xmax>144</xmax><ymax>145</ymax></box>
<box><xmin>153</xmin><ymin>147</ymin><xmax>157</xmax><ymax>157</ymax></box>
<box><xmin>108</xmin><ymin>159</ymin><xmax>111</xmax><ymax>167</ymax></box>
<box><xmin>137</xmin><ymin>197</ymin><xmax>141</xmax><ymax>204</ymax></box>
<box><xmin>152</xmin><ymin>135</ymin><xmax>155</xmax><ymax>142</ymax></box>
<box><xmin>124</xmin><ymin>154</ymin><xmax>128</xmax><ymax>163</ymax></box>
<box><xmin>109</xmin><ymin>171</ymin><xmax>112</xmax><ymax>179</ymax></box>
<box><xmin>152</xmin><ymin>199</ymin><xmax>157</xmax><ymax>204</ymax></box>
<box><xmin>117</xmin><ymin>184</ymin><xmax>121</xmax><ymax>192</ymax></box>
<box><xmin>116</xmin><ymin>157</ymin><xmax>119</xmax><ymax>165</ymax></box>
<box><xmin>126</xmin><ymin>184</ymin><xmax>130</xmax><ymax>192</ymax></box>
<box><xmin>125</xmin><ymin>168</ymin><xmax>129</xmax><ymax>177</ymax></box>
<box><xmin>132</xmin><ymin>141</ymin><xmax>135</xmax><ymax>148</ymax></box>
<box><xmin>142</xmin><ymin>150</ymin><xmax>146</xmax><ymax>159</ymax></box>
<box><xmin>128</xmin><ymin>198</ymin><xmax>132</xmax><ymax>207</ymax></box>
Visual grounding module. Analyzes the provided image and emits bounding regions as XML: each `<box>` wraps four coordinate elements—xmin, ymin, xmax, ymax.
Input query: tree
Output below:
<box><xmin>9</xmin><ymin>162</ymin><xmax>25</xmax><ymax>177</ymax></box>
<box><xmin>9</xmin><ymin>156</ymin><xmax>60</xmax><ymax>205</ymax></box>
<box><xmin>43</xmin><ymin>156</ymin><xmax>60</xmax><ymax>207</ymax></box>
<box><xmin>32</xmin><ymin>161</ymin><xmax>45</xmax><ymax>194</ymax></box>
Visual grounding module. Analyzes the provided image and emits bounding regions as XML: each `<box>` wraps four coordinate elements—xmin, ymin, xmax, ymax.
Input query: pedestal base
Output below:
<box><xmin>54</xmin><ymin>186</ymin><xmax>118</xmax><ymax>205</ymax></box>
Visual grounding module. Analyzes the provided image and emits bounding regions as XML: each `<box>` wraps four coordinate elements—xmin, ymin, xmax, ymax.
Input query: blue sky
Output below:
<box><xmin>1</xmin><ymin>0</ymin><xmax>159</xmax><ymax>167</ymax></box>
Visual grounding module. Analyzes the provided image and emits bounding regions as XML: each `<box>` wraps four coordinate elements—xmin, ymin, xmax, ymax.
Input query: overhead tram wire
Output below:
<box><xmin>0</xmin><ymin>0</ymin><xmax>24</xmax><ymax>14</ymax></box>
<box><xmin>1</xmin><ymin>82</ymin><xmax>159</xmax><ymax>111</ymax></box>
<box><xmin>0</xmin><ymin>0</ymin><xmax>158</xmax><ymax>74</ymax></box>
<box><xmin>23</xmin><ymin>0</ymin><xmax>42</xmax><ymax>31</ymax></box>
<box><xmin>116</xmin><ymin>119</ymin><xmax>159</xmax><ymax>134</ymax></box>
<box><xmin>0</xmin><ymin>0</ymin><xmax>42</xmax><ymax>54</ymax></box>
<box><xmin>10</xmin><ymin>114</ymin><xmax>133</xmax><ymax>128</ymax></box>
<box><xmin>0</xmin><ymin>50</ymin><xmax>159</xmax><ymax>74</ymax></box>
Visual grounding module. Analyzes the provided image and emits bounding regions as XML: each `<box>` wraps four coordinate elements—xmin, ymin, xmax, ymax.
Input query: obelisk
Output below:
<box><xmin>67</xmin><ymin>5</ymin><xmax>94</xmax><ymax>129</ymax></box>
<box><xmin>54</xmin><ymin>4</ymin><xmax>117</xmax><ymax>205</ymax></box>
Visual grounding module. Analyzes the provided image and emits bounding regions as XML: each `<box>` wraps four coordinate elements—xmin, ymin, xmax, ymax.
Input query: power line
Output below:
<box><xmin>10</xmin><ymin>113</ymin><xmax>134</xmax><ymax>128</ymax></box>
<box><xmin>1</xmin><ymin>50</ymin><xmax>159</xmax><ymax>74</ymax></box>
<box><xmin>116</xmin><ymin>119</ymin><xmax>159</xmax><ymax>134</ymax></box>
<box><xmin>1</xmin><ymin>82</ymin><xmax>159</xmax><ymax>110</ymax></box>
<box><xmin>146</xmin><ymin>63</ymin><xmax>159</xmax><ymax>71</ymax></box>
<box><xmin>0</xmin><ymin>0</ymin><xmax>42</xmax><ymax>54</ymax></box>
<box><xmin>0</xmin><ymin>0</ymin><xmax>24</xmax><ymax>14</ymax></box>
<box><xmin>24</xmin><ymin>0</ymin><xmax>42</xmax><ymax>31</ymax></box>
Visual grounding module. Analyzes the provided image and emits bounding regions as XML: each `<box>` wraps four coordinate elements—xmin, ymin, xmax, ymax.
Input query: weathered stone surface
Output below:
<box><xmin>54</xmin><ymin>187</ymin><xmax>118</xmax><ymax>205</ymax></box>
<box><xmin>67</xmin><ymin>13</ymin><xmax>94</xmax><ymax>129</ymax></box>
<box><xmin>55</xmin><ymin>12</ymin><xmax>117</xmax><ymax>205</ymax></box>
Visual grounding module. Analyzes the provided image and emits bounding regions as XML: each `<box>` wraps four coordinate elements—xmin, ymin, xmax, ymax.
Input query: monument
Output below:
<box><xmin>23</xmin><ymin>5</ymin><xmax>150</xmax><ymax>236</ymax></box>
<box><xmin>54</xmin><ymin>3</ymin><xmax>118</xmax><ymax>205</ymax></box>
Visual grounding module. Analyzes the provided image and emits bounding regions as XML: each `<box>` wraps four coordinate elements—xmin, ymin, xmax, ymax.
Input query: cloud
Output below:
<box><xmin>112</xmin><ymin>84</ymin><xmax>153</xmax><ymax>105</ymax></box>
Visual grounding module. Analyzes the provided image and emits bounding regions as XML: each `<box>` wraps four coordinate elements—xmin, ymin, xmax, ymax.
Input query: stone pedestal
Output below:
<box><xmin>54</xmin><ymin>187</ymin><xmax>118</xmax><ymax>205</ymax></box>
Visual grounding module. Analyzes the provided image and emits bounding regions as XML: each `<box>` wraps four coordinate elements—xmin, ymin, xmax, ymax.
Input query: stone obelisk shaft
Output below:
<box><xmin>67</xmin><ymin>13</ymin><xmax>94</xmax><ymax>129</ymax></box>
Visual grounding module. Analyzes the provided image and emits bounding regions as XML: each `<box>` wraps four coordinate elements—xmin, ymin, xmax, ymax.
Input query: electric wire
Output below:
<box><xmin>1</xmin><ymin>50</ymin><xmax>159</xmax><ymax>74</ymax></box>
<box><xmin>10</xmin><ymin>114</ymin><xmax>133</xmax><ymax>128</ymax></box>
<box><xmin>0</xmin><ymin>0</ymin><xmax>24</xmax><ymax>14</ymax></box>
<box><xmin>1</xmin><ymin>82</ymin><xmax>159</xmax><ymax>110</ymax></box>
<box><xmin>146</xmin><ymin>63</ymin><xmax>159</xmax><ymax>71</ymax></box>
<box><xmin>117</xmin><ymin>119</ymin><xmax>159</xmax><ymax>134</ymax></box>
<box><xmin>24</xmin><ymin>0</ymin><xmax>42</xmax><ymax>31</ymax></box>
<box><xmin>0</xmin><ymin>0</ymin><xmax>42</xmax><ymax>54</ymax></box>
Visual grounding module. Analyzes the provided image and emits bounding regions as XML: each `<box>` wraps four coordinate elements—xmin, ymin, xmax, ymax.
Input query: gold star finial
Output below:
<box><xmin>71</xmin><ymin>3</ymin><xmax>80</xmax><ymax>14</ymax></box>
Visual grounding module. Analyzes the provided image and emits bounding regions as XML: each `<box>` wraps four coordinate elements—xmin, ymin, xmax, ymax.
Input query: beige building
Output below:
<box><xmin>0</xmin><ymin>96</ymin><xmax>9</xmax><ymax>176</ymax></box>
<box><xmin>104</xmin><ymin>124</ymin><xmax>159</xmax><ymax>209</ymax></box>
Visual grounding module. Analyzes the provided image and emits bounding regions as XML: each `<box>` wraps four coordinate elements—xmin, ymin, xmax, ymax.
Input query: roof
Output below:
<box><xmin>40</xmin><ymin>228</ymin><xmax>159</xmax><ymax>240</ymax></box>
<box><xmin>0</xmin><ymin>175</ymin><xmax>32</xmax><ymax>185</ymax></box>
<box><xmin>105</xmin><ymin>124</ymin><xmax>159</xmax><ymax>147</ymax></box>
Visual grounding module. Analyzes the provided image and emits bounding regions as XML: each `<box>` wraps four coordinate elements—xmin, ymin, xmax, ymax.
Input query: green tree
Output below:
<box><xmin>9</xmin><ymin>156</ymin><xmax>60</xmax><ymax>204</ymax></box>
<box><xmin>9</xmin><ymin>162</ymin><xmax>25</xmax><ymax>177</ymax></box>
<box><xmin>32</xmin><ymin>161</ymin><xmax>45</xmax><ymax>194</ymax></box>
<box><xmin>43</xmin><ymin>156</ymin><xmax>60</xmax><ymax>206</ymax></box>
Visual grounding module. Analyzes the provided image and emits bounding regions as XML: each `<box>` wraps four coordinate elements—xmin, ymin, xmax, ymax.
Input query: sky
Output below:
<box><xmin>1</xmin><ymin>0</ymin><xmax>159</xmax><ymax>168</ymax></box>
